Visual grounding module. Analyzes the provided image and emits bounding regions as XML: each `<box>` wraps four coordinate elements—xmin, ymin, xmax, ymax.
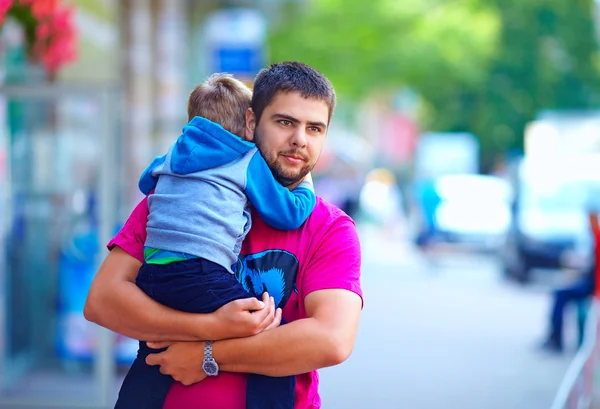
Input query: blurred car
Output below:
<box><xmin>501</xmin><ymin>157</ymin><xmax>599</xmax><ymax>282</ymax></box>
<box><xmin>412</xmin><ymin>174</ymin><xmax>512</xmax><ymax>251</ymax></box>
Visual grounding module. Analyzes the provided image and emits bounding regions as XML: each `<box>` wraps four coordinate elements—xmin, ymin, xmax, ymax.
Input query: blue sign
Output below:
<box><xmin>212</xmin><ymin>46</ymin><xmax>263</xmax><ymax>78</ymax></box>
<box><xmin>203</xmin><ymin>8</ymin><xmax>267</xmax><ymax>80</ymax></box>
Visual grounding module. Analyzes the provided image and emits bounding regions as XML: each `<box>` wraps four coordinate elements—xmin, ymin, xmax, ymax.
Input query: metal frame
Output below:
<box><xmin>550</xmin><ymin>301</ymin><xmax>597</xmax><ymax>409</ymax></box>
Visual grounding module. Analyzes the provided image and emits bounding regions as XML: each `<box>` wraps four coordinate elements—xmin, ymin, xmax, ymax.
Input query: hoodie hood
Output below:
<box><xmin>171</xmin><ymin>116</ymin><xmax>256</xmax><ymax>175</ymax></box>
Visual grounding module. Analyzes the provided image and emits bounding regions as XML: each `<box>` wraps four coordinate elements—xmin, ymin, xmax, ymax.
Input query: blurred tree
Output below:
<box><xmin>476</xmin><ymin>0</ymin><xmax>600</xmax><ymax>164</ymax></box>
<box><xmin>267</xmin><ymin>0</ymin><xmax>600</xmax><ymax>169</ymax></box>
<box><xmin>269</xmin><ymin>0</ymin><xmax>499</xmax><ymax>99</ymax></box>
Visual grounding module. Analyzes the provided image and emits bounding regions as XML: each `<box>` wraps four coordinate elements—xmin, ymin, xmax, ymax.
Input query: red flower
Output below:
<box><xmin>17</xmin><ymin>0</ymin><xmax>58</xmax><ymax>19</ymax></box>
<box><xmin>0</xmin><ymin>0</ymin><xmax>13</xmax><ymax>24</ymax></box>
<box><xmin>1</xmin><ymin>0</ymin><xmax>77</xmax><ymax>76</ymax></box>
<box><xmin>32</xmin><ymin>4</ymin><xmax>77</xmax><ymax>75</ymax></box>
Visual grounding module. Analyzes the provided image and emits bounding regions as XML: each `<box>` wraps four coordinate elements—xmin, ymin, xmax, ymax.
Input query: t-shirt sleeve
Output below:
<box><xmin>301</xmin><ymin>216</ymin><xmax>363</xmax><ymax>307</ymax></box>
<box><xmin>107</xmin><ymin>196</ymin><xmax>149</xmax><ymax>263</ymax></box>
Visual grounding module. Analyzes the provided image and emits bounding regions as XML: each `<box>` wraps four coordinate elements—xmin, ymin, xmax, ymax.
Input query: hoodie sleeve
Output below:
<box><xmin>245</xmin><ymin>151</ymin><xmax>316</xmax><ymax>230</ymax></box>
<box><xmin>138</xmin><ymin>154</ymin><xmax>167</xmax><ymax>195</ymax></box>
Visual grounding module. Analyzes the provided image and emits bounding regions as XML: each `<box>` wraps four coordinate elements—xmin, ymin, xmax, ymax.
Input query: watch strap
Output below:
<box><xmin>204</xmin><ymin>340</ymin><xmax>214</xmax><ymax>359</ymax></box>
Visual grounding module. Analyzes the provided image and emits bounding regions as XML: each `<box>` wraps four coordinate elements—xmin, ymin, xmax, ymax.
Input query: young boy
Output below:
<box><xmin>114</xmin><ymin>73</ymin><xmax>315</xmax><ymax>409</ymax></box>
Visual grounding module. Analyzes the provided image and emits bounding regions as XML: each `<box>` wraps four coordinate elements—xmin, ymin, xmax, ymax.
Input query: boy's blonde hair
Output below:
<box><xmin>187</xmin><ymin>73</ymin><xmax>252</xmax><ymax>138</ymax></box>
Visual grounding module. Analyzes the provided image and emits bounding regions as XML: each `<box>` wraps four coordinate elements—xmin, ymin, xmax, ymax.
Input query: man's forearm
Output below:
<box><xmin>87</xmin><ymin>280</ymin><xmax>211</xmax><ymax>342</ymax></box>
<box><xmin>84</xmin><ymin>247</ymin><xmax>210</xmax><ymax>342</ymax></box>
<box><xmin>213</xmin><ymin>317</ymin><xmax>351</xmax><ymax>377</ymax></box>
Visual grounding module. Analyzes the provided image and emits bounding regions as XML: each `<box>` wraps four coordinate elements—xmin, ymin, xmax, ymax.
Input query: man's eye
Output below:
<box><xmin>309</xmin><ymin>126</ymin><xmax>321</xmax><ymax>133</ymax></box>
<box><xmin>279</xmin><ymin>120</ymin><xmax>291</xmax><ymax>126</ymax></box>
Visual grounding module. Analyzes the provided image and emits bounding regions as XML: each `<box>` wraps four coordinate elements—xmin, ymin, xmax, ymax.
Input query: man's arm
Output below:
<box><xmin>147</xmin><ymin>288</ymin><xmax>361</xmax><ymax>379</ymax></box>
<box><xmin>145</xmin><ymin>213</ymin><xmax>363</xmax><ymax>381</ymax></box>
<box><xmin>84</xmin><ymin>248</ymin><xmax>277</xmax><ymax>342</ymax></box>
<box><xmin>85</xmin><ymin>196</ymin><xmax>278</xmax><ymax>342</ymax></box>
<box><xmin>216</xmin><ymin>288</ymin><xmax>362</xmax><ymax>376</ymax></box>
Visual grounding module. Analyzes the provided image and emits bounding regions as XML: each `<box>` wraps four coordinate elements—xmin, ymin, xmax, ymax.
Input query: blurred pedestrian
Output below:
<box><xmin>541</xmin><ymin>212</ymin><xmax>599</xmax><ymax>352</ymax></box>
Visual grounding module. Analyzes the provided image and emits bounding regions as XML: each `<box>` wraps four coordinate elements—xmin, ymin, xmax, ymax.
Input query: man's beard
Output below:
<box><xmin>255</xmin><ymin>130</ymin><xmax>313</xmax><ymax>187</ymax></box>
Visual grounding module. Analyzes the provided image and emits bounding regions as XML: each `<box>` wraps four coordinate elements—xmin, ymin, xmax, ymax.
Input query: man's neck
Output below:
<box><xmin>286</xmin><ymin>181</ymin><xmax>302</xmax><ymax>190</ymax></box>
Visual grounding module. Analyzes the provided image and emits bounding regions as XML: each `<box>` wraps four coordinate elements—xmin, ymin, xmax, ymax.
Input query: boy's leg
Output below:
<box><xmin>115</xmin><ymin>341</ymin><xmax>172</xmax><ymax>409</ymax></box>
<box><xmin>119</xmin><ymin>258</ymin><xmax>296</xmax><ymax>409</ymax></box>
<box><xmin>246</xmin><ymin>318</ymin><xmax>295</xmax><ymax>409</ymax></box>
<box><xmin>116</xmin><ymin>258</ymin><xmax>255</xmax><ymax>407</ymax></box>
<box><xmin>150</xmin><ymin>258</ymin><xmax>297</xmax><ymax>408</ymax></box>
<box><xmin>114</xmin><ymin>263</ymin><xmax>173</xmax><ymax>409</ymax></box>
<box><xmin>246</xmin><ymin>374</ymin><xmax>296</xmax><ymax>409</ymax></box>
<box><xmin>149</xmin><ymin>258</ymin><xmax>255</xmax><ymax>313</ymax></box>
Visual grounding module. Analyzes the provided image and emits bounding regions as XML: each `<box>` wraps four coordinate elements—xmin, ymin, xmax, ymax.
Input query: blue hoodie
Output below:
<box><xmin>139</xmin><ymin>116</ymin><xmax>316</xmax><ymax>273</ymax></box>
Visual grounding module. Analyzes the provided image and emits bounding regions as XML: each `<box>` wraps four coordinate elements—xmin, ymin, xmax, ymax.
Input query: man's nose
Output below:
<box><xmin>291</xmin><ymin>128</ymin><xmax>307</xmax><ymax>147</ymax></box>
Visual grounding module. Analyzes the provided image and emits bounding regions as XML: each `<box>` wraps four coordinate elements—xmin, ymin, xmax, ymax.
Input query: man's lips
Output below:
<box><xmin>281</xmin><ymin>153</ymin><xmax>307</xmax><ymax>164</ymax></box>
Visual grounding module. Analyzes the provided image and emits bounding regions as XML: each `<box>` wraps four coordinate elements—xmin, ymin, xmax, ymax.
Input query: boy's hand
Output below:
<box><xmin>264</xmin><ymin>306</ymin><xmax>283</xmax><ymax>331</ymax></box>
<box><xmin>208</xmin><ymin>292</ymin><xmax>277</xmax><ymax>340</ymax></box>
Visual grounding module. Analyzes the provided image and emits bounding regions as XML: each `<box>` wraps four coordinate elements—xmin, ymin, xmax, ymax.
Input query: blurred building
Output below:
<box><xmin>0</xmin><ymin>1</ymin><xmax>296</xmax><ymax>407</ymax></box>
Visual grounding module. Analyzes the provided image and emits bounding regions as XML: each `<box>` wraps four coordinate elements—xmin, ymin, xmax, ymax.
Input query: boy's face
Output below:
<box><xmin>245</xmin><ymin>91</ymin><xmax>329</xmax><ymax>188</ymax></box>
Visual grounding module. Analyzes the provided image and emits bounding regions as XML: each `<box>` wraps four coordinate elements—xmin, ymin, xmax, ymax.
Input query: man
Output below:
<box><xmin>84</xmin><ymin>61</ymin><xmax>363</xmax><ymax>409</ymax></box>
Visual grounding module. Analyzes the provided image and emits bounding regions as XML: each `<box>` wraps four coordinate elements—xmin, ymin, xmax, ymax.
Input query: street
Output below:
<box><xmin>318</xmin><ymin>227</ymin><xmax>576</xmax><ymax>409</ymax></box>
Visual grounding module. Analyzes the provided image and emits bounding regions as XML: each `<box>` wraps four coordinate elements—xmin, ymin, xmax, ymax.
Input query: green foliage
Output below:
<box><xmin>269</xmin><ymin>0</ymin><xmax>499</xmax><ymax>98</ymax></box>
<box><xmin>6</xmin><ymin>4</ymin><xmax>37</xmax><ymax>54</ymax></box>
<box><xmin>267</xmin><ymin>0</ymin><xmax>600</xmax><ymax>167</ymax></box>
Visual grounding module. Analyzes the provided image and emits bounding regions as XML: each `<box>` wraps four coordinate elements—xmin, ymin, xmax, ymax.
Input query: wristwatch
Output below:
<box><xmin>202</xmin><ymin>341</ymin><xmax>219</xmax><ymax>376</ymax></box>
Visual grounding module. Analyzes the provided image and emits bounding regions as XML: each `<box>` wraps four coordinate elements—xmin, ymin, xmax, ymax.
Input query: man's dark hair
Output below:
<box><xmin>251</xmin><ymin>61</ymin><xmax>336</xmax><ymax>125</ymax></box>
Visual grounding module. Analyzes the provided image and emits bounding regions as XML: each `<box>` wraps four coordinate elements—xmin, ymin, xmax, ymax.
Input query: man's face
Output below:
<box><xmin>245</xmin><ymin>91</ymin><xmax>329</xmax><ymax>187</ymax></box>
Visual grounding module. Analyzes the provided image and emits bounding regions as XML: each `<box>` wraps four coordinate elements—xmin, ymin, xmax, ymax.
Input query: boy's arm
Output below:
<box><xmin>139</xmin><ymin>154</ymin><xmax>167</xmax><ymax>195</ymax></box>
<box><xmin>245</xmin><ymin>152</ymin><xmax>316</xmax><ymax>230</ymax></box>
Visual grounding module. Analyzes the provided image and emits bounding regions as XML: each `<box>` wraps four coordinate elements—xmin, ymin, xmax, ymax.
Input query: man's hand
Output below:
<box><xmin>145</xmin><ymin>303</ymin><xmax>283</xmax><ymax>385</ymax></box>
<box><xmin>209</xmin><ymin>292</ymin><xmax>280</xmax><ymax>340</ymax></box>
<box><xmin>146</xmin><ymin>341</ymin><xmax>207</xmax><ymax>386</ymax></box>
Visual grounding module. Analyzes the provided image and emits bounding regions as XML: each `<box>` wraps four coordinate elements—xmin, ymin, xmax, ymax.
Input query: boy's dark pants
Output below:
<box><xmin>114</xmin><ymin>258</ymin><xmax>295</xmax><ymax>409</ymax></box>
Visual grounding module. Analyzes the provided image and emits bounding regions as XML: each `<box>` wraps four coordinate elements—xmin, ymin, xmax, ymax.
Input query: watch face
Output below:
<box><xmin>203</xmin><ymin>360</ymin><xmax>218</xmax><ymax>376</ymax></box>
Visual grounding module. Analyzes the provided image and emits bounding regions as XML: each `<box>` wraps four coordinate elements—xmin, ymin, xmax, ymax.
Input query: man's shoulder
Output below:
<box><xmin>245</xmin><ymin>197</ymin><xmax>356</xmax><ymax>249</ymax></box>
<box><xmin>313</xmin><ymin>196</ymin><xmax>352</xmax><ymax>217</ymax></box>
<box><xmin>306</xmin><ymin>197</ymin><xmax>356</xmax><ymax>231</ymax></box>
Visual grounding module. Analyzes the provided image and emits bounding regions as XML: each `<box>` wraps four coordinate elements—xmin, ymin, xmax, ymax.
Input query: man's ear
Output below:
<box><xmin>244</xmin><ymin>108</ymin><xmax>256</xmax><ymax>142</ymax></box>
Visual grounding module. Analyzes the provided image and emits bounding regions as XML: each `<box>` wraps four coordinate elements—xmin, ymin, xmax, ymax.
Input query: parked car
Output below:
<box><xmin>501</xmin><ymin>157</ymin><xmax>599</xmax><ymax>282</ymax></box>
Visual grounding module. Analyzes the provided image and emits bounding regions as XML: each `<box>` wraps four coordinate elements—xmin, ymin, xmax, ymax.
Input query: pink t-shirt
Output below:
<box><xmin>108</xmin><ymin>196</ymin><xmax>363</xmax><ymax>409</ymax></box>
